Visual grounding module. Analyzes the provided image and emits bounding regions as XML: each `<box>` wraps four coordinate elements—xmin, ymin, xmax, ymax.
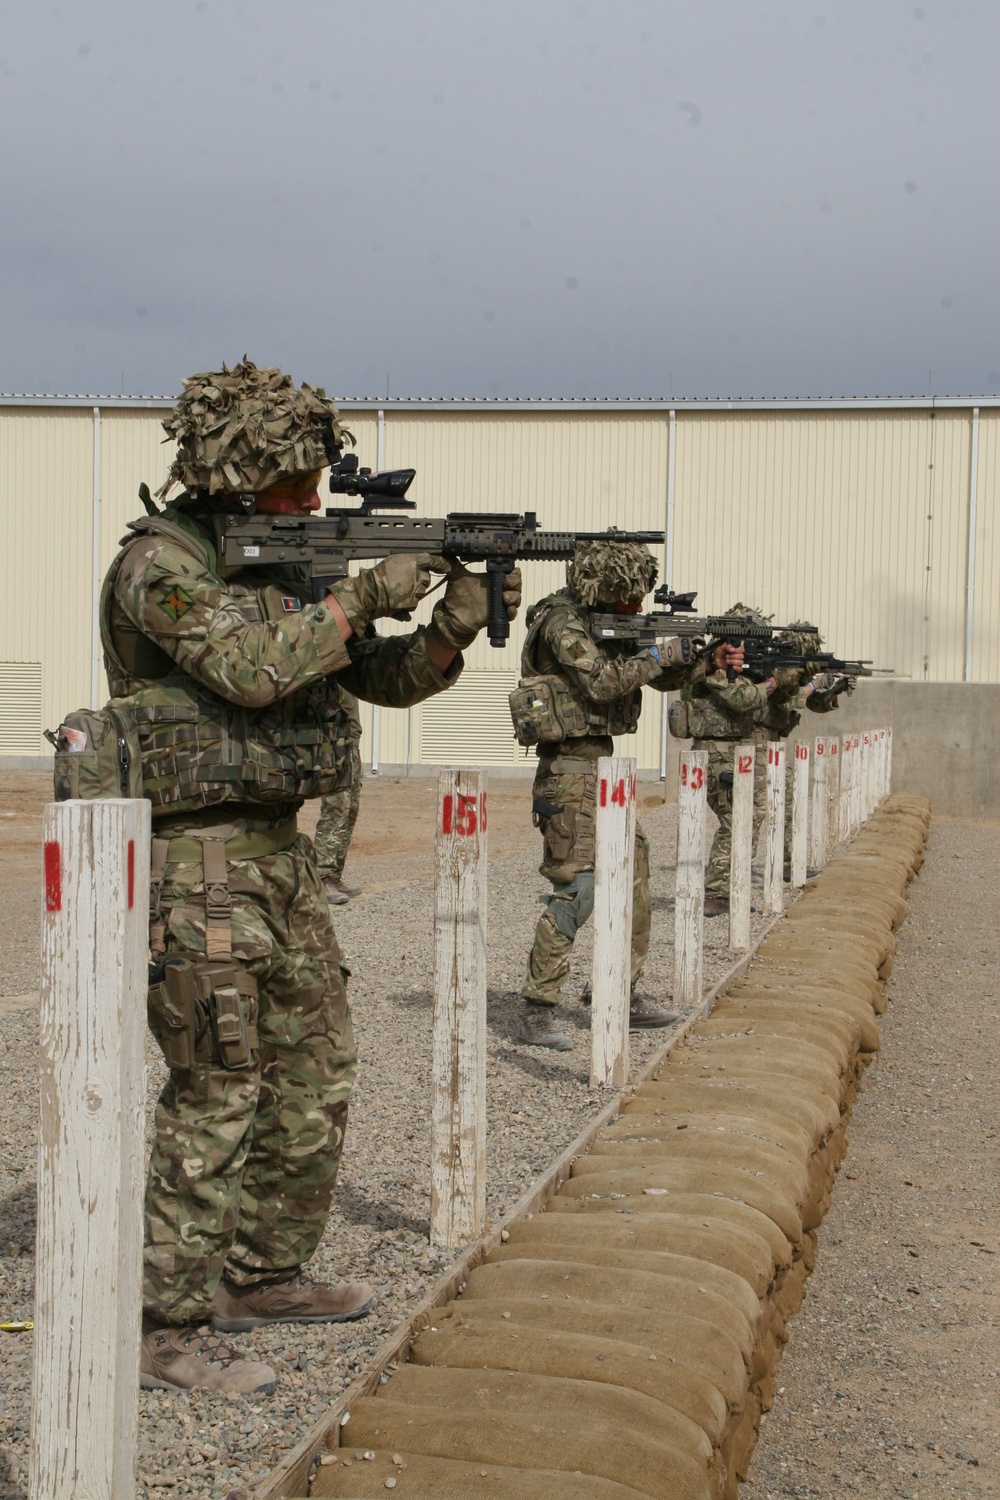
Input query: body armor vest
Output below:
<box><xmin>513</xmin><ymin>593</ymin><xmax>643</xmax><ymax>744</ymax></box>
<box><xmin>100</xmin><ymin>509</ymin><xmax>354</xmax><ymax>818</ymax></box>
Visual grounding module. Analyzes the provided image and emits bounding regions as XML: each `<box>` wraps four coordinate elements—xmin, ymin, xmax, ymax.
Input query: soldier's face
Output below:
<box><xmin>255</xmin><ymin>468</ymin><xmax>325</xmax><ymax>515</ymax></box>
<box><xmin>606</xmin><ymin>599</ymin><xmax>644</xmax><ymax>615</ymax></box>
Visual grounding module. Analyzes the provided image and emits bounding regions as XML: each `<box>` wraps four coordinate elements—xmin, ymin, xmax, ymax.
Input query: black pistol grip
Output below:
<box><xmin>486</xmin><ymin>558</ymin><xmax>511</xmax><ymax>649</ymax></box>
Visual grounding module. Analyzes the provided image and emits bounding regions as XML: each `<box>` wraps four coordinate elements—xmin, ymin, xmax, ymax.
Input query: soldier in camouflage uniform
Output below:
<box><xmin>679</xmin><ymin>610</ymin><xmax>845</xmax><ymax>915</ymax></box>
<box><xmin>314</xmin><ymin>690</ymin><xmax>363</xmax><ymax>903</ymax></box>
<box><xmin>515</xmin><ymin>541</ymin><xmax>697</xmax><ymax>1050</ymax></box>
<box><xmin>102</xmin><ymin>360</ymin><xmax>521</xmax><ymax>1394</ymax></box>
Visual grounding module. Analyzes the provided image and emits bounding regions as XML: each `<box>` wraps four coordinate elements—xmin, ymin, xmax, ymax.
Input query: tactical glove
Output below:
<box><xmin>331</xmin><ymin>552</ymin><xmax>443</xmax><ymax>633</ymax></box>
<box><xmin>807</xmin><ymin>670</ymin><xmax>854</xmax><ymax>709</ymax></box>
<box><xmin>430</xmin><ymin>563</ymin><xmax>523</xmax><ymax>651</ymax></box>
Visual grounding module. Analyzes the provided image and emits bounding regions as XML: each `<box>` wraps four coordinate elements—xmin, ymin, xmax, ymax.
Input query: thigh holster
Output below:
<box><xmin>147</xmin><ymin>954</ymin><xmax>259</xmax><ymax>1071</ymax></box>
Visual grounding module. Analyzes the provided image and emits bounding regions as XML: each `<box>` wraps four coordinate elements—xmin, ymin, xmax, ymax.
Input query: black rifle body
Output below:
<box><xmin>213</xmin><ymin>508</ymin><xmax>664</xmax><ymax>648</ymax></box>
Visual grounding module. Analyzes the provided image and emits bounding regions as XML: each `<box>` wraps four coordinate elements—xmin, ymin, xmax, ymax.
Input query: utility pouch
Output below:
<box><xmin>719</xmin><ymin>770</ymin><xmax>734</xmax><ymax>788</ymax></box>
<box><xmin>147</xmin><ymin>954</ymin><xmax>258</xmax><ymax>1071</ymax></box>
<box><xmin>509</xmin><ymin>675</ymin><xmax>592</xmax><ymax>747</ymax></box>
<box><xmin>47</xmin><ymin>703</ymin><xmax>144</xmax><ymax>801</ymax></box>
<box><xmin>667</xmin><ymin>697</ymin><xmax>691</xmax><ymax>740</ymax></box>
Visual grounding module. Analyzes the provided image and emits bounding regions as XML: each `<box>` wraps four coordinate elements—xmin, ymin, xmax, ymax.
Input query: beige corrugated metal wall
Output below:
<box><xmin>2</xmin><ymin>399</ymin><xmax>997</xmax><ymax>767</ymax></box>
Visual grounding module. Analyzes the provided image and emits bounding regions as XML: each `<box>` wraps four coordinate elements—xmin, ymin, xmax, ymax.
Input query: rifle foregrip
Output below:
<box><xmin>486</xmin><ymin>559</ymin><xmax>511</xmax><ymax>649</ymax></box>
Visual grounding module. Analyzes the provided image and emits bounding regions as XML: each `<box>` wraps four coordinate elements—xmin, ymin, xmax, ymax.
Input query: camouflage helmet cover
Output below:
<box><xmin>157</xmin><ymin>358</ymin><xmax>352</xmax><ymax>500</ymax></box>
<box><xmin>566</xmin><ymin>540</ymin><xmax>658</xmax><ymax>607</ymax></box>
<box><xmin>723</xmin><ymin>601</ymin><xmax>772</xmax><ymax>627</ymax></box>
<box><xmin>777</xmin><ymin>619</ymin><xmax>824</xmax><ymax>655</ymax></box>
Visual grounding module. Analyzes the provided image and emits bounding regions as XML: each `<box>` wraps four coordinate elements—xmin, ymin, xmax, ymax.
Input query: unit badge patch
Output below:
<box><xmin>280</xmin><ymin>596</ymin><xmax>303</xmax><ymax>613</ymax></box>
<box><xmin>159</xmin><ymin>585</ymin><xmax>194</xmax><ymax>622</ymax></box>
<box><xmin>567</xmin><ymin>640</ymin><xmax>587</xmax><ymax>660</ymax></box>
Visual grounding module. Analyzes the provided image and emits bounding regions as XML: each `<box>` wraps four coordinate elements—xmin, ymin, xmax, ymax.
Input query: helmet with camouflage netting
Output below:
<box><xmin>723</xmin><ymin>601</ymin><xmax>772</xmax><ymax>627</ymax></box>
<box><xmin>156</xmin><ymin>358</ymin><xmax>352</xmax><ymax>501</ymax></box>
<box><xmin>566</xmin><ymin>540</ymin><xmax>658</xmax><ymax>607</ymax></box>
<box><xmin>776</xmin><ymin>619</ymin><xmax>823</xmax><ymax>656</ymax></box>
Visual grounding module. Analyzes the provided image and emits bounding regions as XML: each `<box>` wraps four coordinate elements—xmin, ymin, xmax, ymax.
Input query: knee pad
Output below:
<box><xmin>544</xmin><ymin>871</ymin><xmax>595</xmax><ymax>939</ymax></box>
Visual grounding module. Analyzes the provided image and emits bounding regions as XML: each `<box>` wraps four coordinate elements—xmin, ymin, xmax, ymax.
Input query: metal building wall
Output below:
<box><xmin>3</xmin><ymin>398</ymin><xmax>997</xmax><ymax>768</ymax></box>
<box><xmin>671</xmin><ymin>407</ymin><xmax>982</xmax><ymax>684</ymax></box>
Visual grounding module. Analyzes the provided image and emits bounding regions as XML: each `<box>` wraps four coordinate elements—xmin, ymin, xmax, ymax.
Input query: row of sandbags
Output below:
<box><xmin>306</xmin><ymin>794</ymin><xmax>931</xmax><ymax>1500</ymax></box>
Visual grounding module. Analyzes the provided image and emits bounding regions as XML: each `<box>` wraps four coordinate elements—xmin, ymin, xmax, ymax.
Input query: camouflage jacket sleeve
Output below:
<box><xmin>114</xmin><ymin>534</ymin><xmax>354</xmax><ymax>708</ymax></box>
<box><xmin>334</xmin><ymin>628</ymin><xmax>462</xmax><ymax>708</ymax></box>
<box><xmin>542</xmin><ymin>607</ymin><xmax>663</xmax><ymax>704</ymax></box>
<box><xmin>694</xmin><ymin>663</ymin><xmax>769</xmax><ymax>716</ymax></box>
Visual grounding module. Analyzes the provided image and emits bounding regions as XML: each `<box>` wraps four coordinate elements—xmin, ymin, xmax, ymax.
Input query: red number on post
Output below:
<box><xmin>796</xmin><ymin>743</ymin><xmax>809</xmax><ymax>761</ymax></box>
<box><xmin>456</xmin><ymin>794</ymin><xmax>478</xmax><ymax>836</ymax></box>
<box><xmin>599</xmin><ymin>778</ymin><xmax>608</xmax><ymax>807</ymax></box>
<box><xmin>611</xmin><ymin>778</ymin><xmax>626</xmax><ymax>807</ymax></box>
<box><xmin>738</xmin><ymin>754</ymin><xmax>753</xmax><ymax>774</ymax></box>
<box><xmin>689</xmin><ymin>765</ymin><xmax>704</xmax><ymax>791</ymax></box>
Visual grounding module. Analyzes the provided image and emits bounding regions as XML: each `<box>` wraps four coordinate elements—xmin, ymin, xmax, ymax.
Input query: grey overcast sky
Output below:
<box><xmin>1</xmin><ymin>0</ymin><xmax>997</xmax><ymax>399</ymax></box>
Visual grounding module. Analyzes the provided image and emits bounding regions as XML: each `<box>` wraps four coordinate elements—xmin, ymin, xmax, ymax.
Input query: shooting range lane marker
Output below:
<box><xmin>31</xmin><ymin>798</ymin><xmax>151</xmax><ymax>1500</ymax></box>
<box><xmin>430</xmin><ymin>770</ymin><xmax>488</xmax><ymax>1250</ymax></box>
<box><xmin>791</xmin><ymin>740</ymin><xmax>810</xmax><ymax>888</ymax></box>
<box><xmin>809</xmin><ymin>736</ymin><xmax>830</xmax><ymax>871</ymax></box>
<box><xmin>729</xmin><ymin>741</ymin><xmax>755</xmax><ymax>953</ymax></box>
<box><xmin>763</xmin><ymin>741</ymin><xmax>786</xmax><ymax>915</ymax></box>
<box><xmin>674</xmin><ymin>748</ymin><xmax>707</xmax><ymax>1009</ymax></box>
<box><xmin>590</xmin><ymin>755</ymin><xmax>637</xmax><ymax>1089</ymax></box>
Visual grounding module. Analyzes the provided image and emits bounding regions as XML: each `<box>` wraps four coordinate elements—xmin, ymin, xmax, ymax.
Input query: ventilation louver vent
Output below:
<box><xmin>419</xmin><ymin>670</ymin><xmax>522</xmax><ymax>766</ymax></box>
<box><xmin>0</xmin><ymin>662</ymin><xmax>43</xmax><ymax>754</ymax></box>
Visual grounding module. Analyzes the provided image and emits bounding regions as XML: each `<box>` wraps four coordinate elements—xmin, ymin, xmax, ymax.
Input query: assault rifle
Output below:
<box><xmin>738</xmin><ymin>641</ymin><xmax>890</xmax><ymax>684</ymax></box>
<box><xmin>213</xmin><ymin>455</ymin><xmax>665</xmax><ymax>648</ymax></box>
<box><xmin>589</xmin><ymin>587</ymin><xmax>815</xmax><ymax>667</ymax></box>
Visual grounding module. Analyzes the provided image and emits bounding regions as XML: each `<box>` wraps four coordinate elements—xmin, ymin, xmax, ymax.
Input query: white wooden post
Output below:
<box><xmin>862</xmin><ymin>730</ymin><xmax>874</xmax><ymax>819</ymax></box>
<box><xmin>728</xmin><ymin>741</ymin><xmax>755</xmax><ymax>953</ymax></box>
<box><xmin>763</xmin><ymin>741</ymin><xmax>786</xmax><ymax>915</ymax></box>
<box><xmin>827</xmin><ymin>735</ymin><xmax>841</xmax><ymax>850</ymax></box>
<box><xmin>810</xmin><ymin>736</ymin><xmax>830</xmax><ymax>870</ymax></box>
<box><xmin>851</xmin><ymin>733</ymin><xmax>863</xmax><ymax>832</ymax></box>
<box><xmin>430</xmin><ymin>770</ymin><xmax>487</xmax><ymax>1248</ymax></box>
<box><xmin>790</xmin><ymin>740</ymin><xmax>810</xmax><ymax>887</ymax></box>
<box><xmin>590</xmin><ymin>756</ymin><xmax>637</xmax><ymax>1087</ymax></box>
<box><xmin>674</xmin><ymin>748</ymin><xmax>707</xmax><ymax>1009</ymax></box>
<box><xmin>31</xmin><ymin>798</ymin><xmax>150</xmax><ymax>1500</ymax></box>
<box><xmin>887</xmin><ymin>725</ymin><xmax>894</xmax><ymax>798</ymax></box>
<box><xmin>880</xmin><ymin>727</ymin><xmax>890</xmax><ymax>803</ymax></box>
<box><xmin>839</xmin><ymin>733</ymin><xmax>853</xmax><ymax>841</ymax></box>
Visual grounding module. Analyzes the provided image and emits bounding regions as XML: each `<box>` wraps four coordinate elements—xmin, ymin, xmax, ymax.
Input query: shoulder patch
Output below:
<box><xmin>159</xmin><ymin>584</ymin><xmax>194</xmax><ymax>622</ymax></box>
<box><xmin>567</xmin><ymin>639</ymin><xmax>587</xmax><ymax>660</ymax></box>
<box><xmin>280</xmin><ymin>595</ymin><xmax>303</xmax><ymax>613</ymax></box>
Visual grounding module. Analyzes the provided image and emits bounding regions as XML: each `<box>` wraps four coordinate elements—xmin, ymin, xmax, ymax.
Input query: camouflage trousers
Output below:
<box><xmin>700</xmin><ymin>733</ymin><xmax>794</xmax><ymax>896</ymax></box>
<box><xmin>314</xmin><ymin>745</ymin><xmax>363</xmax><ymax>882</ymax></box>
<box><xmin>521</xmin><ymin>756</ymin><xmax>651</xmax><ymax>1006</ymax></box>
<box><xmin>144</xmin><ymin>832</ymin><xmax>357</xmax><ymax>1325</ymax></box>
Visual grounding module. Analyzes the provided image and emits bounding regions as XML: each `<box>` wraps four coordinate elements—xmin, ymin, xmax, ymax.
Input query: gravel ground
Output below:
<box><xmin>0</xmin><ymin>774</ymin><xmax>775</xmax><ymax>1500</ymax></box>
<box><xmin>742</xmin><ymin>817</ymin><xmax>999</xmax><ymax>1500</ymax></box>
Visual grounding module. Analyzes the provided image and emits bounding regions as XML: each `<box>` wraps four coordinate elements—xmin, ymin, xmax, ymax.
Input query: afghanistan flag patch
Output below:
<box><xmin>159</xmin><ymin>584</ymin><xmax>194</xmax><ymax>622</ymax></box>
<box><xmin>280</xmin><ymin>596</ymin><xmax>303</xmax><ymax>612</ymax></box>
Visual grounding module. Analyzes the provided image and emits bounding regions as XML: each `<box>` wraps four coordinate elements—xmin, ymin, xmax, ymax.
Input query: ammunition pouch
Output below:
<box><xmin>147</xmin><ymin>954</ymin><xmax>259</xmax><ymax>1071</ymax></box>
<box><xmin>667</xmin><ymin>697</ymin><xmax>691</xmax><ymax>740</ymax></box>
<box><xmin>509</xmin><ymin>674</ymin><xmax>641</xmax><ymax>747</ymax></box>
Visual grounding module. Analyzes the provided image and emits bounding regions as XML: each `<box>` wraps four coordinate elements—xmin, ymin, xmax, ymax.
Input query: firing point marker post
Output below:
<box><xmin>430</xmin><ymin>770</ymin><xmax>487</xmax><ymax>1249</ymax></box>
<box><xmin>674</xmin><ymin>748</ymin><xmax>708</xmax><ymax>1008</ymax></box>
<box><xmin>728</xmin><ymin>741</ymin><xmax>755</xmax><ymax>953</ymax></box>
<box><xmin>30</xmin><ymin>798</ymin><xmax>151</xmax><ymax>1500</ymax></box>
<box><xmin>790</xmin><ymin>740</ymin><xmax>810</xmax><ymax>887</ymax></box>
<box><xmin>590</xmin><ymin>755</ymin><xmax>637</xmax><ymax>1088</ymax></box>
<box><xmin>763</xmin><ymin>741</ymin><xmax>786</xmax><ymax>915</ymax></box>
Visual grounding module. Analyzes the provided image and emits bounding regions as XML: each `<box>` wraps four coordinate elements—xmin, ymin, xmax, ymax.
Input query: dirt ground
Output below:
<box><xmin>1</xmin><ymin>775</ymin><xmax>997</xmax><ymax>1500</ymax></box>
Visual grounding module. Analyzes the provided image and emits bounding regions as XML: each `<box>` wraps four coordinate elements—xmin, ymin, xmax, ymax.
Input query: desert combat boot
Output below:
<box><xmin>517</xmin><ymin>1002</ymin><xmax>573</xmax><ymax>1051</ymax></box>
<box><xmin>213</xmin><ymin>1270</ymin><xmax>374</xmax><ymax>1332</ymax></box>
<box><xmin>140</xmin><ymin>1321</ymin><xmax>277</xmax><ymax>1395</ymax></box>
